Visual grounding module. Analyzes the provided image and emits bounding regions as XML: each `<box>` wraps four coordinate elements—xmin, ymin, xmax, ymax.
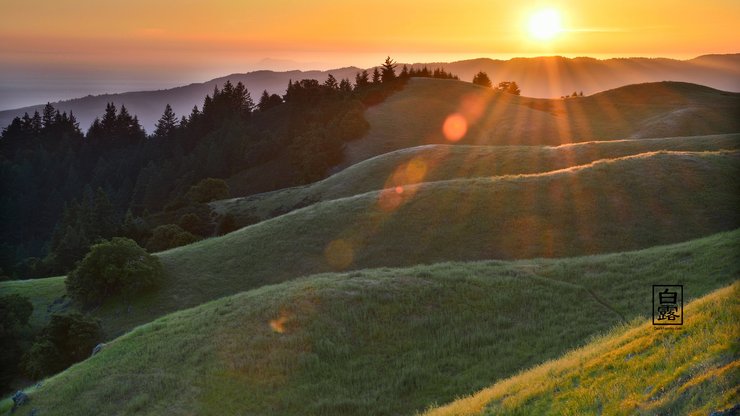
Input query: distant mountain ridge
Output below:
<box><xmin>0</xmin><ymin>54</ymin><xmax>738</xmax><ymax>132</ymax></box>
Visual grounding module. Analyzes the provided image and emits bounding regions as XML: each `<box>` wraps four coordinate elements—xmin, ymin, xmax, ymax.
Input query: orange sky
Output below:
<box><xmin>1</xmin><ymin>0</ymin><xmax>738</xmax><ymax>108</ymax></box>
<box><xmin>3</xmin><ymin>0</ymin><xmax>739</xmax><ymax>66</ymax></box>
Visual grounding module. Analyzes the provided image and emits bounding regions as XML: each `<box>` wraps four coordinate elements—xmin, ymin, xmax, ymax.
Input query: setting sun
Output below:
<box><xmin>528</xmin><ymin>8</ymin><xmax>563</xmax><ymax>40</ymax></box>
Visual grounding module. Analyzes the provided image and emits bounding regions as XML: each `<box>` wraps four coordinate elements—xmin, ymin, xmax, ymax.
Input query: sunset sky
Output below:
<box><xmin>1</xmin><ymin>0</ymin><xmax>739</xmax><ymax>109</ymax></box>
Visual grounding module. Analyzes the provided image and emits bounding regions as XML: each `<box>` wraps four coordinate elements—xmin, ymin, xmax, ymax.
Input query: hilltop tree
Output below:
<box><xmin>381</xmin><ymin>56</ymin><xmax>397</xmax><ymax>83</ymax></box>
<box><xmin>41</xmin><ymin>103</ymin><xmax>56</xmax><ymax>129</ymax></box>
<box><xmin>472</xmin><ymin>71</ymin><xmax>493</xmax><ymax>88</ymax></box>
<box><xmin>153</xmin><ymin>104</ymin><xmax>178</xmax><ymax>139</ymax></box>
<box><xmin>400</xmin><ymin>65</ymin><xmax>409</xmax><ymax>79</ymax></box>
<box><xmin>324</xmin><ymin>74</ymin><xmax>339</xmax><ymax>90</ymax></box>
<box><xmin>86</xmin><ymin>102</ymin><xmax>146</xmax><ymax>145</ymax></box>
<box><xmin>355</xmin><ymin>70</ymin><xmax>370</xmax><ymax>89</ymax></box>
<box><xmin>372</xmin><ymin>67</ymin><xmax>381</xmax><ymax>84</ymax></box>
<box><xmin>258</xmin><ymin>90</ymin><xmax>283</xmax><ymax>112</ymax></box>
<box><xmin>498</xmin><ymin>81</ymin><xmax>521</xmax><ymax>95</ymax></box>
<box><xmin>339</xmin><ymin>78</ymin><xmax>353</xmax><ymax>94</ymax></box>
<box><xmin>201</xmin><ymin>81</ymin><xmax>255</xmax><ymax>125</ymax></box>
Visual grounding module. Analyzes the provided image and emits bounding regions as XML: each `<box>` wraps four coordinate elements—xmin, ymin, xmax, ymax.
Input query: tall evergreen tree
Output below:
<box><xmin>400</xmin><ymin>65</ymin><xmax>409</xmax><ymax>79</ymax></box>
<box><xmin>324</xmin><ymin>74</ymin><xmax>339</xmax><ymax>90</ymax></box>
<box><xmin>257</xmin><ymin>90</ymin><xmax>283</xmax><ymax>112</ymax></box>
<box><xmin>472</xmin><ymin>71</ymin><xmax>493</xmax><ymax>88</ymax></box>
<box><xmin>339</xmin><ymin>78</ymin><xmax>353</xmax><ymax>94</ymax></box>
<box><xmin>381</xmin><ymin>56</ymin><xmax>397</xmax><ymax>83</ymax></box>
<box><xmin>153</xmin><ymin>104</ymin><xmax>178</xmax><ymax>139</ymax></box>
<box><xmin>355</xmin><ymin>70</ymin><xmax>370</xmax><ymax>88</ymax></box>
<box><xmin>41</xmin><ymin>103</ymin><xmax>56</xmax><ymax>130</ymax></box>
<box><xmin>372</xmin><ymin>68</ymin><xmax>381</xmax><ymax>84</ymax></box>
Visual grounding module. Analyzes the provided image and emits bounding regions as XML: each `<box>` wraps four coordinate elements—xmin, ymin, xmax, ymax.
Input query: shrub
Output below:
<box><xmin>179</xmin><ymin>213</ymin><xmax>208</xmax><ymax>236</ymax></box>
<box><xmin>186</xmin><ymin>178</ymin><xmax>230</xmax><ymax>203</ymax></box>
<box><xmin>146</xmin><ymin>224</ymin><xmax>198</xmax><ymax>252</ymax></box>
<box><xmin>0</xmin><ymin>294</ymin><xmax>33</xmax><ymax>390</ymax></box>
<box><xmin>216</xmin><ymin>214</ymin><xmax>238</xmax><ymax>236</ymax></box>
<box><xmin>472</xmin><ymin>71</ymin><xmax>493</xmax><ymax>88</ymax></box>
<box><xmin>66</xmin><ymin>237</ymin><xmax>163</xmax><ymax>306</ymax></box>
<box><xmin>24</xmin><ymin>313</ymin><xmax>101</xmax><ymax>378</ymax></box>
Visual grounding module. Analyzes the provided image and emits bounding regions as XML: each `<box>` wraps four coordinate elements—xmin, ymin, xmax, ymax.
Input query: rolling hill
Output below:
<box><xmin>341</xmin><ymin>78</ymin><xmax>740</xmax><ymax>167</ymax></box>
<box><xmin>2</xmin><ymin>54</ymin><xmax>738</xmax><ymax>133</ymax></box>
<box><xmin>1</xmin><ymin>71</ymin><xmax>738</xmax><ymax>415</ymax></box>
<box><xmin>0</xmin><ymin>67</ymin><xmax>362</xmax><ymax>133</ymax></box>
<box><xmin>214</xmin><ymin>134</ymin><xmax>740</xmax><ymax>226</ymax></box>
<box><xmin>425</xmin><ymin>282</ymin><xmax>739</xmax><ymax>416</ymax></box>
<box><xmin>2</xmin><ymin>150</ymin><xmax>738</xmax><ymax>341</ymax></box>
<box><xmin>2</xmin><ymin>230</ymin><xmax>737</xmax><ymax>415</ymax></box>
<box><xmin>420</xmin><ymin>54</ymin><xmax>740</xmax><ymax>99</ymax></box>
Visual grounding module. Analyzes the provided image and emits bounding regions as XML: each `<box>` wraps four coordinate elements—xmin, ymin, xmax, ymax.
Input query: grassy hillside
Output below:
<box><xmin>213</xmin><ymin>134</ymin><xmax>740</xmax><ymax>226</ymax></box>
<box><xmin>3</xmin><ymin>150</ymin><xmax>737</xmax><ymax>339</ymax></box>
<box><xmin>0</xmin><ymin>276</ymin><xmax>66</xmax><ymax>330</ymax></box>
<box><xmin>3</xmin><ymin>230</ymin><xmax>738</xmax><ymax>416</ymax></box>
<box><xmin>342</xmin><ymin>78</ymin><xmax>740</xmax><ymax>167</ymax></box>
<box><xmin>425</xmin><ymin>282</ymin><xmax>739</xmax><ymax>416</ymax></box>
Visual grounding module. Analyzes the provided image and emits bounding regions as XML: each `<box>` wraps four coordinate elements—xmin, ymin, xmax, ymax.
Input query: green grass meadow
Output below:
<box><xmin>2</xmin><ymin>79</ymin><xmax>738</xmax><ymax>415</ymax></box>
<box><xmin>425</xmin><ymin>282</ymin><xmax>739</xmax><ymax>416</ymax></box>
<box><xmin>2</xmin><ymin>230</ymin><xmax>737</xmax><ymax>415</ymax></box>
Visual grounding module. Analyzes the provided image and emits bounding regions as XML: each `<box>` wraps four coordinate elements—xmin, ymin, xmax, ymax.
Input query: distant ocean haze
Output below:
<box><xmin>0</xmin><ymin>54</ymin><xmax>738</xmax><ymax>132</ymax></box>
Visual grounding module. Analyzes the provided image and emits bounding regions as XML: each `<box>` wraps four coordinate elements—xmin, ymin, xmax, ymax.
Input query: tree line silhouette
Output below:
<box><xmin>472</xmin><ymin>71</ymin><xmax>521</xmax><ymax>95</ymax></box>
<box><xmin>1</xmin><ymin>57</ymin><xmax>460</xmax><ymax>280</ymax></box>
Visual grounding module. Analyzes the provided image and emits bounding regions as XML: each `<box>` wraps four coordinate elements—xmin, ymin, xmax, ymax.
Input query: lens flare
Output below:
<box><xmin>377</xmin><ymin>157</ymin><xmax>430</xmax><ymax>211</ymax></box>
<box><xmin>324</xmin><ymin>239</ymin><xmax>355</xmax><ymax>270</ymax></box>
<box><xmin>378</xmin><ymin>187</ymin><xmax>404</xmax><ymax>211</ymax></box>
<box><xmin>269</xmin><ymin>311</ymin><xmax>291</xmax><ymax>333</ymax></box>
<box><xmin>443</xmin><ymin>113</ymin><xmax>468</xmax><ymax>142</ymax></box>
<box><xmin>403</xmin><ymin>158</ymin><xmax>428</xmax><ymax>184</ymax></box>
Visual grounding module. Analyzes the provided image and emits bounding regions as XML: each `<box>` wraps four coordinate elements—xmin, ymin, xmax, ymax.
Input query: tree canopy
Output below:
<box><xmin>66</xmin><ymin>237</ymin><xmax>163</xmax><ymax>306</ymax></box>
<box><xmin>472</xmin><ymin>71</ymin><xmax>493</xmax><ymax>88</ymax></box>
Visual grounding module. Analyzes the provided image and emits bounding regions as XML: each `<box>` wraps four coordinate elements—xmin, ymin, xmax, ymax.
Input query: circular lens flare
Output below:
<box><xmin>324</xmin><ymin>239</ymin><xmax>355</xmax><ymax>270</ymax></box>
<box><xmin>442</xmin><ymin>113</ymin><xmax>468</xmax><ymax>142</ymax></box>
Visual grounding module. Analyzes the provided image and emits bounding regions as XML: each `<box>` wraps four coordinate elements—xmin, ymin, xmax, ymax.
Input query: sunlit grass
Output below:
<box><xmin>342</xmin><ymin>78</ymin><xmax>740</xmax><ymax>166</ymax></box>
<box><xmin>3</xmin><ymin>151</ymin><xmax>738</xmax><ymax>341</ymax></box>
<box><xmin>213</xmin><ymin>134</ymin><xmax>739</xmax><ymax>226</ymax></box>
<box><xmin>424</xmin><ymin>282</ymin><xmax>739</xmax><ymax>416</ymax></box>
<box><xmin>5</xmin><ymin>230</ymin><xmax>738</xmax><ymax>415</ymax></box>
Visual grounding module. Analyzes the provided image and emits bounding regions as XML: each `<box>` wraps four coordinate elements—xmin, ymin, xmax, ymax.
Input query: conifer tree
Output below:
<box><xmin>472</xmin><ymin>71</ymin><xmax>493</xmax><ymax>88</ymax></box>
<box><xmin>153</xmin><ymin>104</ymin><xmax>178</xmax><ymax>139</ymax></box>
<box><xmin>381</xmin><ymin>56</ymin><xmax>397</xmax><ymax>83</ymax></box>
<box><xmin>355</xmin><ymin>70</ymin><xmax>370</xmax><ymax>88</ymax></box>
<box><xmin>324</xmin><ymin>74</ymin><xmax>339</xmax><ymax>90</ymax></box>
<box><xmin>372</xmin><ymin>68</ymin><xmax>381</xmax><ymax>84</ymax></box>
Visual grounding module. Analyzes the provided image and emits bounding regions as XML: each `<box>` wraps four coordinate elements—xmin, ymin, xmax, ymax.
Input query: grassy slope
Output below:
<box><xmin>3</xmin><ymin>151</ymin><xmax>738</xmax><ymax>340</ymax></box>
<box><xmin>342</xmin><ymin>78</ymin><xmax>740</xmax><ymax>167</ymax></box>
<box><xmin>4</xmin><ymin>230</ymin><xmax>738</xmax><ymax>416</ymax></box>
<box><xmin>0</xmin><ymin>276</ymin><xmax>66</xmax><ymax>330</ymax></box>
<box><xmin>212</xmin><ymin>134</ymin><xmax>740</xmax><ymax>226</ymax></box>
<box><xmin>425</xmin><ymin>282</ymin><xmax>739</xmax><ymax>416</ymax></box>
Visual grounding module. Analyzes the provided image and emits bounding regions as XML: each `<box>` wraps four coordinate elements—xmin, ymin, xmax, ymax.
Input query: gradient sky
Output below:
<box><xmin>1</xmin><ymin>0</ymin><xmax>739</xmax><ymax>109</ymax></box>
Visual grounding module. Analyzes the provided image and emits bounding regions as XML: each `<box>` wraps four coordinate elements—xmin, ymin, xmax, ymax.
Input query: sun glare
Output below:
<box><xmin>528</xmin><ymin>8</ymin><xmax>563</xmax><ymax>41</ymax></box>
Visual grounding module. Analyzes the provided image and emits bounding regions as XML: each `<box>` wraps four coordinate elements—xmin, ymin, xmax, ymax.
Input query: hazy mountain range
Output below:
<box><xmin>1</xmin><ymin>54</ymin><xmax>738</xmax><ymax>132</ymax></box>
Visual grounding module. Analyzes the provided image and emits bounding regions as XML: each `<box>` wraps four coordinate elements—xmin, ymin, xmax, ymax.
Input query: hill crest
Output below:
<box><xmin>1</xmin><ymin>54</ymin><xmax>738</xmax><ymax>132</ymax></box>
